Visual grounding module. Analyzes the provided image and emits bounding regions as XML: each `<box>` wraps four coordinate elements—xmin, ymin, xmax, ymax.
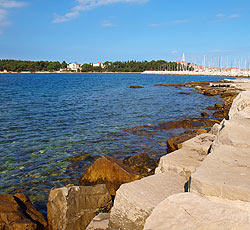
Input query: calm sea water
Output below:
<box><xmin>0</xmin><ymin>73</ymin><xmax>230</xmax><ymax>212</ymax></box>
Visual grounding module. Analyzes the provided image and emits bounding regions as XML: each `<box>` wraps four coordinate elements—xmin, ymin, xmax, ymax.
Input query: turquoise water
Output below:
<box><xmin>0</xmin><ymin>73</ymin><xmax>229</xmax><ymax>212</ymax></box>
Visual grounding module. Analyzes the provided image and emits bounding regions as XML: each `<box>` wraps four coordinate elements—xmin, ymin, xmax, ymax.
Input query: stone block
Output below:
<box><xmin>110</xmin><ymin>171</ymin><xmax>186</xmax><ymax>230</ymax></box>
<box><xmin>191</xmin><ymin>145</ymin><xmax>250</xmax><ymax>202</ymax></box>
<box><xmin>156</xmin><ymin>134</ymin><xmax>215</xmax><ymax>177</ymax></box>
<box><xmin>144</xmin><ymin>193</ymin><xmax>250</xmax><ymax>230</ymax></box>
<box><xmin>47</xmin><ymin>184</ymin><xmax>112</xmax><ymax>230</ymax></box>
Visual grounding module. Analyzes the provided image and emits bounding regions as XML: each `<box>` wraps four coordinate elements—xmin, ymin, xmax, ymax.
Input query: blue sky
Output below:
<box><xmin>0</xmin><ymin>0</ymin><xmax>250</xmax><ymax>66</ymax></box>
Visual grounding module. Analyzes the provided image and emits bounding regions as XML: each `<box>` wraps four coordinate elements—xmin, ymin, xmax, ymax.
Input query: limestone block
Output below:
<box><xmin>156</xmin><ymin>134</ymin><xmax>214</xmax><ymax>177</ymax></box>
<box><xmin>110</xmin><ymin>171</ymin><xmax>186</xmax><ymax>230</ymax></box>
<box><xmin>191</xmin><ymin>145</ymin><xmax>250</xmax><ymax>202</ymax></box>
<box><xmin>47</xmin><ymin>184</ymin><xmax>112</xmax><ymax>230</ymax></box>
<box><xmin>86</xmin><ymin>213</ymin><xmax>110</xmax><ymax>230</ymax></box>
<box><xmin>144</xmin><ymin>193</ymin><xmax>250</xmax><ymax>230</ymax></box>
<box><xmin>229</xmin><ymin>91</ymin><xmax>250</xmax><ymax>119</ymax></box>
<box><xmin>212</xmin><ymin>119</ymin><xmax>250</xmax><ymax>150</ymax></box>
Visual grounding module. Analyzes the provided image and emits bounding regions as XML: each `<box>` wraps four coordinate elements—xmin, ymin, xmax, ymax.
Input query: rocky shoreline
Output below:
<box><xmin>0</xmin><ymin>78</ymin><xmax>247</xmax><ymax>229</ymax></box>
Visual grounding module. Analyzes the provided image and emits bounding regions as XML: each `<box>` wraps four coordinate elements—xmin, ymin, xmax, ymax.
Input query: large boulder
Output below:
<box><xmin>47</xmin><ymin>184</ymin><xmax>112</xmax><ymax>230</ymax></box>
<box><xmin>144</xmin><ymin>193</ymin><xmax>250</xmax><ymax>230</ymax></box>
<box><xmin>0</xmin><ymin>193</ymin><xmax>46</xmax><ymax>230</ymax></box>
<box><xmin>110</xmin><ymin>171</ymin><xmax>187</xmax><ymax>230</ymax></box>
<box><xmin>79</xmin><ymin>156</ymin><xmax>141</xmax><ymax>196</ymax></box>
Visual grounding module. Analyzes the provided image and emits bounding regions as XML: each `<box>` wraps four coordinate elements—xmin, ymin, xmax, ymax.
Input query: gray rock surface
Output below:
<box><xmin>156</xmin><ymin>133</ymin><xmax>215</xmax><ymax>177</ymax></box>
<box><xmin>191</xmin><ymin>145</ymin><xmax>250</xmax><ymax>202</ymax></box>
<box><xmin>110</xmin><ymin>171</ymin><xmax>186</xmax><ymax>230</ymax></box>
<box><xmin>144</xmin><ymin>193</ymin><xmax>250</xmax><ymax>230</ymax></box>
<box><xmin>229</xmin><ymin>91</ymin><xmax>250</xmax><ymax>119</ymax></box>
<box><xmin>86</xmin><ymin>213</ymin><xmax>111</xmax><ymax>230</ymax></box>
<box><xmin>47</xmin><ymin>184</ymin><xmax>112</xmax><ymax>230</ymax></box>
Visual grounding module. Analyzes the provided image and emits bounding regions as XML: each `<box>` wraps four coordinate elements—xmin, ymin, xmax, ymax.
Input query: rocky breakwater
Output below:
<box><xmin>144</xmin><ymin>78</ymin><xmax>250</xmax><ymax>229</ymax></box>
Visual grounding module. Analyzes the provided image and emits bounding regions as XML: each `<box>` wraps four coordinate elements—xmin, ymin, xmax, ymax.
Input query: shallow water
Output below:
<box><xmin>0</xmin><ymin>73</ymin><xmax>230</xmax><ymax>212</ymax></box>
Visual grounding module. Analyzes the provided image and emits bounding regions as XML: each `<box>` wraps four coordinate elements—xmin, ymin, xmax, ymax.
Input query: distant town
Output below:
<box><xmin>1</xmin><ymin>54</ymin><xmax>250</xmax><ymax>77</ymax></box>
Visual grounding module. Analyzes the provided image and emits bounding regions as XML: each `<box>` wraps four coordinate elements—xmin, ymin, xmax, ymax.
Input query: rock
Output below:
<box><xmin>166</xmin><ymin>130</ymin><xmax>197</xmax><ymax>153</ymax></box>
<box><xmin>130</xmin><ymin>85</ymin><xmax>144</xmax><ymax>88</ymax></box>
<box><xmin>122</xmin><ymin>152</ymin><xmax>157</xmax><ymax>177</ymax></box>
<box><xmin>206</xmin><ymin>105</ymin><xmax>215</xmax><ymax>110</ymax></box>
<box><xmin>212</xmin><ymin>110</ymin><xmax>228</xmax><ymax>118</ymax></box>
<box><xmin>79</xmin><ymin>156</ymin><xmax>141</xmax><ymax>196</ymax></box>
<box><xmin>212</xmin><ymin>119</ymin><xmax>250</xmax><ymax>151</ymax></box>
<box><xmin>14</xmin><ymin>193</ymin><xmax>47</xmax><ymax>229</ymax></box>
<box><xmin>110</xmin><ymin>171</ymin><xmax>187</xmax><ymax>230</ymax></box>
<box><xmin>156</xmin><ymin>134</ymin><xmax>215</xmax><ymax>178</ymax></box>
<box><xmin>202</xmin><ymin>89</ymin><xmax>220</xmax><ymax>96</ymax></box>
<box><xmin>209</xmin><ymin>123</ymin><xmax>222</xmax><ymax>135</ymax></box>
<box><xmin>229</xmin><ymin>91</ymin><xmax>250</xmax><ymax>119</ymax></box>
<box><xmin>201</xmin><ymin>111</ymin><xmax>209</xmax><ymax>117</ymax></box>
<box><xmin>0</xmin><ymin>193</ymin><xmax>46</xmax><ymax>230</ymax></box>
<box><xmin>157</xmin><ymin>118</ymin><xmax>219</xmax><ymax>131</ymax></box>
<box><xmin>177</xmin><ymin>92</ymin><xmax>190</xmax><ymax>95</ymax></box>
<box><xmin>86</xmin><ymin>213</ymin><xmax>110</xmax><ymax>230</ymax></box>
<box><xmin>47</xmin><ymin>184</ymin><xmax>112</xmax><ymax>230</ymax></box>
<box><xmin>144</xmin><ymin>193</ymin><xmax>250</xmax><ymax>230</ymax></box>
<box><xmin>191</xmin><ymin>145</ymin><xmax>250</xmax><ymax>202</ymax></box>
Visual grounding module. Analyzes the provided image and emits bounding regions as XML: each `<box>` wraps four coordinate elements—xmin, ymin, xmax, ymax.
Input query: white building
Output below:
<box><xmin>92</xmin><ymin>62</ymin><xmax>104</xmax><ymax>68</ymax></box>
<box><xmin>67</xmin><ymin>63</ymin><xmax>81</xmax><ymax>71</ymax></box>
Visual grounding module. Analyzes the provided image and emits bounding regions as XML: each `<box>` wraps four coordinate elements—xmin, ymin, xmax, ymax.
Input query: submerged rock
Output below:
<box><xmin>79</xmin><ymin>156</ymin><xmax>141</xmax><ymax>196</ymax></box>
<box><xmin>122</xmin><ymin>152</ymin><xmax>157</xmax><ymax>177</ymax></box>
<box><xmin>130</xmin><ymin>85</ymin><xmax>144</xmax><ymax>88</ymax></box>
<box><xmin>0</xmin><ymin>193</ymin><xmax>46</xmax><ymax>230</ymax></box>
<box><xmin>47</xmin><ymin>184</ymin><xmax>112</xmax><ymax>230</ymax></box>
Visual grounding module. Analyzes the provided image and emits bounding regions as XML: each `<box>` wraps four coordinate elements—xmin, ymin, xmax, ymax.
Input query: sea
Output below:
<box><xmin>0</xmin><ymin>73</ymin><xmax>232</xmax><ymax>214</ymax></box>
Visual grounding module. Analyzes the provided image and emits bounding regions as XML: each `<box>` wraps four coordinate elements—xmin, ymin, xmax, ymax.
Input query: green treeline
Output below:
<box><xmin>0</xmin><ymin>59</ymin><xmax>193</xmax><ymax>73</ymax></box>
<box><xmin>82</xmin><ymin>60</ymin><xmax>193</xmax><ymax>72</ymax></box>
<box><xmin>0</xmin><ymin>60</ymin><xmax>67</xmax><ymax>72</ymax></box>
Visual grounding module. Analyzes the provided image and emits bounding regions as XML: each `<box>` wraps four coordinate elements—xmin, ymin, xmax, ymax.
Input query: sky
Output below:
<box><xmin>0</xmin><ymin>0</ymin><xmax>250</xmax><ymax>67</ymax></box>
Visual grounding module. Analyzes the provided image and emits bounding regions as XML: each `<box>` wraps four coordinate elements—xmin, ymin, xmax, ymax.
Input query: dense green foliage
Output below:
<box><xmin>0</xmin><ymin>59</ymin><xmax>194</xmax><ymax>73</ymax></box>
<box><xmin>0</xmin><ymin>60</ymin><xmax>67</xmax><ymax>72</ymax></box>
<box><xmin>81</xmin><ymin>60</ymin><xmax>193</xmax><ymax>72</ymax></box>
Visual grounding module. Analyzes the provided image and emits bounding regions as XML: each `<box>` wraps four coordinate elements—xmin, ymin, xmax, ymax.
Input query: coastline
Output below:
<box><xmin>0</xmin><ymin>75</ymin><xmax>247</xmax><ymax>229</ymax></box>
<box><xmin>1</xmin><ymin>70</ymin><xmax>250</xmax><ymax>77</ymax></box>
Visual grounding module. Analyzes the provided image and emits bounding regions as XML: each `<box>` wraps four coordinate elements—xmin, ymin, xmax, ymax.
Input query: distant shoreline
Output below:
<box><xmin>1</xmin><ymin>71</ymin><xmax>250</xmax><ymax>78</ymax></box>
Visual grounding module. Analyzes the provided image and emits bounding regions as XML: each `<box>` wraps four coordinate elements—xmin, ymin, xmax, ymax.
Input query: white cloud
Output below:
<box><xmin>149</xmin><ymin>19</ymin><xmax>189</xmax><ymax>27</ymax></box>
<box><xmin>0</xmin><ymin>0</ymin><xmax>26</xmax><ymax>33</ymax></box>
<box><xmin>53</xmin><ymin>0</ymin><xmax>148</xmax><ymax>23</ymax></box>
<box><xmin>213</xmin><ymin>13</ymin><xmax>241</xmax><ymax>22</ymax></box>
<box><xmin>229</xmin><ymin>14</ymin><xmax>240</xmax><ymax>19</ymax></box>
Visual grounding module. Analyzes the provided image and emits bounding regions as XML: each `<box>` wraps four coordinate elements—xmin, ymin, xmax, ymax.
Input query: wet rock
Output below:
<box><xmin>157</xmin><ymin>118</ymin><xmax>219</xmax><ymax>131</ymax></box>
<box><xmin>79</xmin><ymin>156</ymin><xmax>141</xmax><ymax>196</ymax></box>
<box><xmin>0</xmin><ymin>193</ymin><xmax>46</xmax><ymax>230</ymax></box>
<box><xmin>14</xmin><ymin>193</ymin><xmax>47</xmax><ymax>229</ymax></box>
<box><xmin>213</xmin><ymin>110</ymin><xmax>229</xmax><ymax>118</ymax></box>
<box><xmin>122</xmin><ymin>152</ymin><xmax>157</xmax><ymax>177</ymax></box>
<box><xmin>201</xmin><ymin>111</ymin><xmax>209</xmax><ymax>117</ymax></box>
<box><xmin>177</xmin><ymin>92</ymin><xmax>191</xmax><ymax>95</ymax></box>
<box><xmin>130</xmin><ymin>85</ymin><xmax>144</xmax><ymax>88</ymax></box>
<box><xmin>47</xmin><ymin>184</ymin><xmax>112</xmax><ymax>230</ymax></box>
<box><xmin>206</xmin><ymin>105</ymin><xmax>215</xmax><ymax>110</ymax></box>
